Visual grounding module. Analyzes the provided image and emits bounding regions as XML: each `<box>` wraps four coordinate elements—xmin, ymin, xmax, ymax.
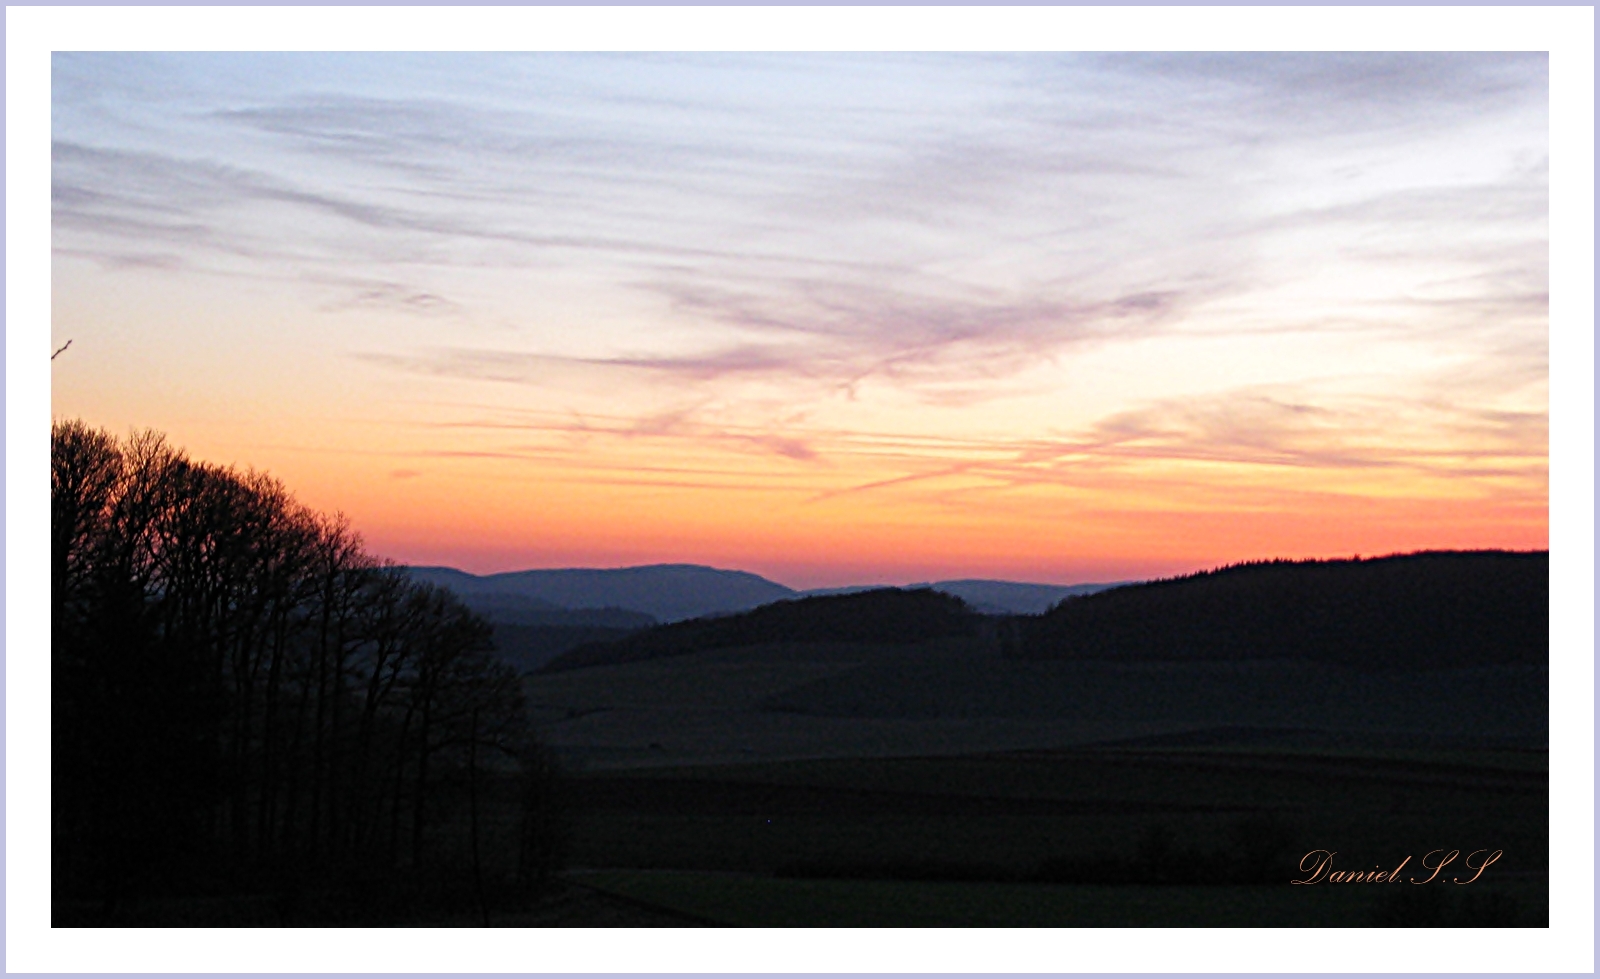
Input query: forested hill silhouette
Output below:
<box><xmin>1016</xmin><ymin>550</ymin><xmax>1547</xmax><ymax>671</ymax></box>
<box><xmin>539</xmin><ymin>588</ymin><xmax>979</xmax><ymax>673</ymax></box>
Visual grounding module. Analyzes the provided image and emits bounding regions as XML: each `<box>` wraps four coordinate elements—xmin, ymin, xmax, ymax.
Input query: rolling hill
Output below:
<box><xmin>1015</xmin><ymin>550</ymin><xmax>1548</xmax><ymax>672</ymax></box>
<box><xmin>539</xmin><ymin>588</ymin><xmax>979</xmax><ymax>674</ymax></box>
<box><xmin>520</xmin><ymin>549</ymin><xmax>1548</xmax><ymax>768</ymax></box>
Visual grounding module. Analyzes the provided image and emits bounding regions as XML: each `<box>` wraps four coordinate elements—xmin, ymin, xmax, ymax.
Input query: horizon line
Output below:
<box><xmin>399</xmin><ymin>546</ymin><xmax>1550</xmax><ymax>592</ymax></box>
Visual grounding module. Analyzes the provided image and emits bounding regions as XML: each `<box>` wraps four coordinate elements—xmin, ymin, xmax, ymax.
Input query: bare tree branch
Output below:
<box><xmin>52</xmin><ymin>339</ymin><xmax>73</xmax><ymax>360</ymax></box>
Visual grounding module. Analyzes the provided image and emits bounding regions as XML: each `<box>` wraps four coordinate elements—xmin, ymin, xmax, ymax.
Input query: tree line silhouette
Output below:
<box><xmin>52</xmin><ymin>420</ymin><xmax>559</xmax><ymax>922</ymax></box>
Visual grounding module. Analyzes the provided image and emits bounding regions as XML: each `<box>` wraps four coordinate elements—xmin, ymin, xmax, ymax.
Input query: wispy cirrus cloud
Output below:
<box><xmin>353</xmin><ymin>274</ymin><xmax>1208</xmax><ymax>404</ymax></box>
<box><xmin>55</xmin><ymin>53</ymin><xmax>1543</xmax><ymax>325</ymax></box>
<box><xmin>308</xmin><ymin>275</ymin><xmax>464</xmax><ymax>317</ymax></box>
<box><xmin>1072</xmin><ymin>392</ymin><xmax>1547</xmax><ymax>479</ymax></box>
<box><xmin>395</xmin><ymin>366</ymin><xmax>1546</xmax><ymax>515</ymax></box>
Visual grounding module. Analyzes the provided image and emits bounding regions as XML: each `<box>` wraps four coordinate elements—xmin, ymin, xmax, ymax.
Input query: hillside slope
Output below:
<box><xmin>1016</xmin><ymin>550</ymin><xmax>1547</xmax><ymax>671</ymax></box>
<box><xmin>800</xmin><ymin>580</ymin><xmax>1121</xmax><ymax>614</ymax></box>
<box><xmin>539</xmin><ymin>588</ymin><xmax>979</xmax><ymax>674</ymax></box>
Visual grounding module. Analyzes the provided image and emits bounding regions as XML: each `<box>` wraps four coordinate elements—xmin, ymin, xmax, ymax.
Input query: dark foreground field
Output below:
<box><xmin>57</xmin><ymin>637</ymin><xmax>1548</xmax><ymax>927</ymax></box>
<box><xmin>551</xmin><ymin>744</ymin><xmax>1546</xmax><ymax>927</ymax></box>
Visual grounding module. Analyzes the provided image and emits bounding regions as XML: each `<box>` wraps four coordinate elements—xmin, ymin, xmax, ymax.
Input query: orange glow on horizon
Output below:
<box><xmin>163</xmin><ymin>411</ymin><xmax>1545</xmax><ymax>590</ymax></box>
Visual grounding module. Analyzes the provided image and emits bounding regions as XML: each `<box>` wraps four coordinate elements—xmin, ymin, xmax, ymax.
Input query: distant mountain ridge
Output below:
<box><xmin>403</xmin><ymin>563</ymin><xmax>793</xmax><ymax>623</ymax></box>
<box><xmin>403</xmin><ymin>564</ymin><xmax>1114</xmax><ymax>622</ymax></box>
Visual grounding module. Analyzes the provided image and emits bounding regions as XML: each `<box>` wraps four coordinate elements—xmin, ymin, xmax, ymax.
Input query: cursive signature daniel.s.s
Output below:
<box><xmin>1292</xmin><ymin>849</ymin><xmax>1502</xmax><ymax>885</ymax></box>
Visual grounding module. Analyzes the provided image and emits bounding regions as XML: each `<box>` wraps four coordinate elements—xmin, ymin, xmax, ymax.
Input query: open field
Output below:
<box><xmin>559</xmin><ymin>749</ymin><xmax>1547</xmax><ymax>876</ymax></box>
<box><xmin>523</xmin><ymin>639</ymin><xmax>1545</xmax><ymax>771</ymax></box>
<box><xmin>551</xmin><ymin>747</ymin><xmax>1546</xmax><ymax>926</ymax></box>
<box><xmin>520</xmin><ymin>632</ymin><xmax>1547</xmax><ymax>926</ymax></box>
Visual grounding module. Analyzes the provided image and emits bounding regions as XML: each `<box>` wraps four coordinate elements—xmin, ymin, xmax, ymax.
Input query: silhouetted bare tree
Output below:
<box><xmin>51</xmin><ymin>420</ymin><xmax>558</xmax><ymax>921</ymax></box>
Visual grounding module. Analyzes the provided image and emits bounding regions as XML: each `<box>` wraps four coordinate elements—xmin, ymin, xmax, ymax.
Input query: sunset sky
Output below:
<box><xmin>49</xmin><ymin>52</ymin><xmax>1549</xmax><ymax>588</ymax></box>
